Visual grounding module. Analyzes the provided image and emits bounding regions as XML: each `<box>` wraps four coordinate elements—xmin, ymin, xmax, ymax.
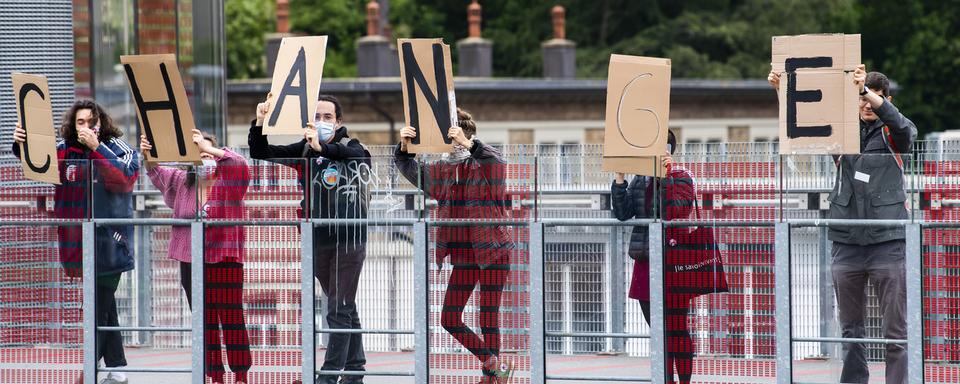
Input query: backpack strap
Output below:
<box><xmin>882</xmin><ymin>125</ymin><xmax>904</xmax><ymax>171</ymax></box>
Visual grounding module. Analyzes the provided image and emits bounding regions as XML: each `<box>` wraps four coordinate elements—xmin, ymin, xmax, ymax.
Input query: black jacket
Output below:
<box><xmin>248</xmin><ymin>120</ymin><xmax>371</xmax><ymax>248</ymax></box>
<box><xmin>828</xmin><ymin>99</ymin><xmax>917</xmax><ymax>245</ymax></box>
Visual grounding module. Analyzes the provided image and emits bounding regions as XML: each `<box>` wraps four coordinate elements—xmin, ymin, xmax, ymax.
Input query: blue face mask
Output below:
<box><xmin>316</xmin><ymin>121</ymin><xmax>336</xmax><ymax>142</ymax></box>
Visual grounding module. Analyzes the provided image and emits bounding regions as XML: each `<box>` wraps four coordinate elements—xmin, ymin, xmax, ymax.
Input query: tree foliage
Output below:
<box><xmin>225</xmin><ymin>0</ymin><xmax>275</xmax><ymax>80</ymax></box>
<box><xmin>227</xmin><ymin>0</ymin><xmax>958</xmax><ymax>136</ymax></box>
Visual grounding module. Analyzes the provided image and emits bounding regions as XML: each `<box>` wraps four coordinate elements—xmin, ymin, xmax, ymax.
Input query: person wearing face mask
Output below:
<box><xmin>248</xmin><ymin>94</ymin><xmax>371</xmax><ymax>384</ymax></box>
<box><xmin>12</xmin><ymin>100</ymin><xmax>139</xmax><ymax>384</ymax></box>
<box><xmin>394</xmin><ymin>108</ymin><xmax>515</xmax><ymax>384</ymax></box>
<box><xmin>141</xmin><ymin>129</ymin><xmax>252</xmax><ymax>384</ymax></box>
<box><xmin>769</xmin><ymin>66</ymin><xmax>916</xmax><ymax>384</ymax></box>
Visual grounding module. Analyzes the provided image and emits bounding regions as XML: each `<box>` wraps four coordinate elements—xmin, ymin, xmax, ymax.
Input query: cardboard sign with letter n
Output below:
<box><xmin>601</xmin><ymin>54</ymin><xmax>671</xmax><ymax>177</ymax></box>
<box><xmin>398</xmin><ymin>38</ymin><xmax>457</xmax><ymax>154</ymax></box>
<box><xmin>12</xmin><ymin>73</ymin><xmax>60</xmax><ymax>184</ymax></box>
<box><xmin>120</xmin><ymin>54</ymin><xmax>201</xmax><ymax>163</ymax></box>
<box><xmin>264</xmin><ymin>36</ymin><xmax>328</xmax><ymax>136</ymax></box>
<box><xmin>772</xmin><ymin>34</ymin><xmax>861</xmax><ymax>154</ymax></box>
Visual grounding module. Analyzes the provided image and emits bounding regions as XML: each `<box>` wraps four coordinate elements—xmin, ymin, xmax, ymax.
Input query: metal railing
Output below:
<box><xmin>3</xmin><ymin>143</ymin><xmax>960</xmax><ymax>383</ymax></box>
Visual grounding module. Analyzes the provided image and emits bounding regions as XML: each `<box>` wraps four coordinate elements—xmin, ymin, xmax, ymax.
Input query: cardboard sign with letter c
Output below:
<box><xmin>12</xmin><ymin>73</ymin><xmax>60</xmax><ymax>184</ymax></box>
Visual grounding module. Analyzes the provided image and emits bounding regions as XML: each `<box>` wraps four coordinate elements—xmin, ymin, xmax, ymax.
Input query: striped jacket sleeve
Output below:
<box><xmin>90</xmin><ymin>138</ymin><xmax>140</xmax><ymax>193</ymax></box>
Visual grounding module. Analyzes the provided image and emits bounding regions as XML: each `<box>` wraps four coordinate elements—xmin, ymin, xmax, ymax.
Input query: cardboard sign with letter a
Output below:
<box><xmin>772</xmin><ymin>34</ymin><xmax>861</xmax><ymax>154</ymax></box>
<box><xmin>12</xmin><ymin>73</ymin><xmax>60</xmax><ymax>184</ymax></box>
<box><xmin>398</xmin><ymin>38</ymin><xmax>457</xmax><ymax>154</ymax></box>
<box><xmin>602</xmin><ymin>54</ymin><xmax>671</xmax><ymax>177</ymax></box>
<box><xmin>264</xmin><ymin>36</ymin><xmax>328</xmax><ymax>135</ymax></box>
<box><xmin>120</xmin><ymin>54</ymin><xmax>201</xmax><ymax>163</ymax></box>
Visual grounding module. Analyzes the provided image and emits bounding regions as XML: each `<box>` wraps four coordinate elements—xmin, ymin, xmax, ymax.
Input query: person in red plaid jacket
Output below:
<box><xmin>13</xmin><ymin>100</ymin><xmax>139</xmax><ymax>384</ymax></box>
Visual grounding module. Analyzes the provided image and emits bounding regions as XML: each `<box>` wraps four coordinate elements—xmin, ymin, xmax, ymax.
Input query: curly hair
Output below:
<box><xmin>60</xmin><ymin>100</ymin><xmax>123</xmax><ymax>148</ymax></box>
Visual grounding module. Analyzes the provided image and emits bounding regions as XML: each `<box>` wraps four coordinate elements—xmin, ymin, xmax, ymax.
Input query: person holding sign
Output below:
<box><xmin>394</xmin><ymin>109</ymin><xmax>515</xmax><ymax>384</ymax></box>
<box><xmin>770</xmin><ymin>66</ymin><xmax>917</xmax><ymax>384</ymax></box>
<box><xmin>612</xmin><ymin>131</ymin><xmax>726</xmax><ymax>384</ymax></box>
<box><xmin>141</xmin><ymin>130</ymin><xmax>252</xmax><ymax>384</ymax></box>
<box><xmin>12</xmin><ymin>100</ymin><xmax>139</xmax><ymax>384</ymax></box>
<box><xmin>248</xmin><ymin>93</ymin><xmax>371</xmax><ymax>384</ymax></box>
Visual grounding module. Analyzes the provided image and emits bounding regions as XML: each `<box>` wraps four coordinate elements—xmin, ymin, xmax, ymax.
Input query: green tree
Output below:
<box><xmin>288</xmin><ymin>0</ymin><xmax>366</xmax><ymax>77</ymax></box>
<box><xmin>225</xmin><ymin>0</ymin><xmax>275</xmax><ymax>79</ymax></box>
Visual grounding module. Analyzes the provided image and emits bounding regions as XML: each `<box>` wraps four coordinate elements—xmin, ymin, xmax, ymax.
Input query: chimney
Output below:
<box><xmin>357</xmin><ymin>0</ymin><xmax>399</xmax><ymax>77</ymax></box>
<box><xmin>542</xmin><ymin>5</ymin><xmax>575</xmax><ymax>79</ymax></box>
<box><xmin>265</xmin><ymin>0</ymin><xmax>301</xmax><ymax>78</ymax></box>
<box><xmin>457</xmin><ymin>0</ymin><xmax>493</xmax><ymax>77</ymax></box>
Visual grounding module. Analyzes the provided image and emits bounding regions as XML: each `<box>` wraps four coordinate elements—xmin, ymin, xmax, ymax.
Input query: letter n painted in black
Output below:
<box><xmin>268</xmin><ymin>47</ymin><xmax>309</xmax><ymax>128</ymax></box>
<box><xmin>124</xmin><ymin>63</ymin><xmax>187</xmax><ymax>157</ymax></box>
<box><xmin>401</xmin><ymin>42</ymin><xmax>452</xmax><ymax>145</ymax></box>
<box><xmin>18</xmin><ymin>83</ymin><xmax>51</xmax><ymax>173</ymax></box>
<box><xmin>785</xmin><ymin>57</ymin><xmax>833</xmax><ymax>138</ymax></box>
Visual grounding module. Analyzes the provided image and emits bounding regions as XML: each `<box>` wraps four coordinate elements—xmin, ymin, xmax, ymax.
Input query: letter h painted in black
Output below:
<box><xmin>785</xmin><ymin>57</ymin><xmax>833</xmax><ymax>138</ymax></box>
<box><xmin>401</xmin><ymin>42</ymin><xmax>452</xmax><ymax>145</ymax></box>
<box><xmin>124</xmin><ymin>63</ymin><xmax>187</xmax><ymax>157</ymax></box>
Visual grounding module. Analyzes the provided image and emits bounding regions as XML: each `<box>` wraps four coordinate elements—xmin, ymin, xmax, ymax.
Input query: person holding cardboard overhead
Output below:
<box><xmin>611</xmin><ymin>131</ymin><xmax>728</xmax><ymax>384</ymax></box>
<box><xmin>394</xmin><ymin>108</ymin><xmax>515</xmax><ymax>384</ymax></box>
<box><xmin>12</xmin><ymin>100</ymin><xmax>139</xmax><ymax>384</ymax></box>
<box><xmin>248</xmin><ymin>93</ymin><xmax>371</xmax><ymax>384</ymax></box>
<box><xmin>770</xmin><ymin>66</ymin><xmax>917</xmax><ymax>384</ymax></box>
<box><xmin>141</xmin><ymin>129</ymin><xmax>252</xmax><ymax>384</ymax></box>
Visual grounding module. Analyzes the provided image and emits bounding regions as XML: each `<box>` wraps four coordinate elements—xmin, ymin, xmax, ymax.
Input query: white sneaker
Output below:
<box><xmin>98</xmin><ymin>373</ymin><xmax>128</xmax><ymax>384</ymax></box>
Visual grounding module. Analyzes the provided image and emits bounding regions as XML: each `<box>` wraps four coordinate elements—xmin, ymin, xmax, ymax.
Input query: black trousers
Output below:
<box><xmin>95</xmin><ymin>274</ymin><xmax>127</xmax><ymax>368</ymax></box>
<box><xmin>315</xmin><ymin>246</ymin><xmax>367</xmax><ymax>375</ymax></box>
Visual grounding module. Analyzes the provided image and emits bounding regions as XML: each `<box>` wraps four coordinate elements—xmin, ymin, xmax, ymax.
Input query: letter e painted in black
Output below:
<box><xmin>124</xmin><ymin>62</ymin><xmax>188</xmax><ymax>157</ymax></box>
<box><xmin>268</xmin><ymin>47</ymin><xmax>309</xmax><ymax>128</ymax></box>
<box><xmin>401</xmin><ymin>42</ymin><xmax>452</xmax><ymax>145</ymax></box>
<box><xmin>785</xmin><ymin>57</ymin><xmax>833</xmax><ymax>139</ymax></box>
<box><xmin>18</xmin><ymin>83</ymin><xmax>51</xmax><ymax>173</ymax></box>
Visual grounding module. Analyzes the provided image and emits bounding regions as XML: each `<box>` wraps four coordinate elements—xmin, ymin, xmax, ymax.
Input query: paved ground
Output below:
<box><xmin>4</xmin><ymin>347</ymin><xmax>954</xmax><ymax>383</ymax></box>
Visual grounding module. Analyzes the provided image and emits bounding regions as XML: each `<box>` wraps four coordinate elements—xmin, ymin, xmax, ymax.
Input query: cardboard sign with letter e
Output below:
<box><xmin>398</xmin><ymin>38</ymin><xmax>457</xmax><ymax>154</ymax></box>
<box><xmin>772</xmin><ymin>34</ymin><xmax>860</xmax><ymax>154</ymax></box>
<box><xmin>602</xmin><ymin>54</ymin><xmax>671</xmax><ymax>177</ymax></box>
<box><xmin>120</xmin><ymin>54</ymin><xmax>201</xmax><ymax>163</ymax></box>
<box><xmin>12</xmin><ymin>73</ymin><xmax>60</xmax><ymax>184</ymax></box>
<box><xmin>264</xmin><ymin>36</ymin><xmax>328</xmax><ymax>135</ymax></box>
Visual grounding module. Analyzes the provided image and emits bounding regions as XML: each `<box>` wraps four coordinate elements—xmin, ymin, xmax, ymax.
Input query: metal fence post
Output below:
<box><xmin>302</xmin><ymin>222</ymin><xmax>316</xmax><ymax>384</ymax></box>
<box><xmin>82</xmin><ymin>222</ymin><xmax>96</xmax><ymax>384</ymax></box>
<box><xmin>906</xmin><ymin>223</ymin><xmax>923</xmax><ymax>384</ymax></box>
<box><xmin>775</xmin><ymin>222</ymin><xmax>792</xmax><ymax>384</ymax></box>
<box><xmin>530</xmin><ymin>222</ymin><xmax>546</xmax><ymax>383</ymax></box>
<box><xmin>413</xmin><ymin>222</ymin><xmax>429</xmax><ymax>383</ymax></box>
<box><xmin>648</xmin><ymin>223</ymin><xmax>664</xmax><ymax>384</ymax></box>
<box><xmin>191</xmin><ymin>222</ymin><xmax>205</xmax><ymax>384</ymax></box>
<box><xmin>608</xmin><ymin>226</ymin><xmax>626</xmax><ymax>353</ymax></box>
<box><xmin>136</xmin><ymin>224</ymin><xmax>153</xmax><ymax>346</ymax></box>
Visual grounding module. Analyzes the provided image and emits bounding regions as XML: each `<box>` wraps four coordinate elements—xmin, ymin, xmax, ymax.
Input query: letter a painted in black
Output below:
<box><xmin>268</xmin><ymin>47</ymin><xmax>310</xmax><ymax>128</ymax></box>
<box><xmin>785</xmin><ymin>57</ymin><xmax>833</xmax><ymax>139</ymax></box>
<box><xmin>402</xmin><ymin>42</ymin><xmax>452</xmax><ymax>145</ymax></box>
<box><xmin>18</xmin><ymin>83</ymin><xmax>51</xmax><ymax>173</ymax></box>
<box><xmin>124</xmin><ymin>62</ymin><xmax>188</xmax><ymax>157</ymax></box>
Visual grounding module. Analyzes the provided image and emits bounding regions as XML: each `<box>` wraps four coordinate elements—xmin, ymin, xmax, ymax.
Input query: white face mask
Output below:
<box><xmin>316</xmin><ymin>121</ymin><xmax>336</xmax><ymax>142</ymax></box>
<box><xmin>199</xmin><ymin>159</ymin><xmax>217</xmax><ymax>180</ymax></box>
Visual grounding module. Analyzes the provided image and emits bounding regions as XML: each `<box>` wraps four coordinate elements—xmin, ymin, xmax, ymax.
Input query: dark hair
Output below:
<box><xmin>318</xmin><ymin>94</ymin><xmax>343</xmax><ymax>121</ymax></box>
<box><xmin>185</xmin><ymin>133</ymin><xmax>219</xmax><ymax>188</ymax></box>
<box><xmin>60</xmin><ymin>100</ymin><xmax>122</xmax><ymax>148</ymax></box>
<box><xmin>667</xmin><ymin>130</ymin><xmax>677</xmax><ymax>154</ymax></box>
<box><xmin>456</xmin><ymin>108</ymin><xmax>477</xmax><ymax>137</ymax></box>
<box><xmin>866</xmin><ymin>72</ymin><xmax>891</xmax><ymax>96</ymax></box>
